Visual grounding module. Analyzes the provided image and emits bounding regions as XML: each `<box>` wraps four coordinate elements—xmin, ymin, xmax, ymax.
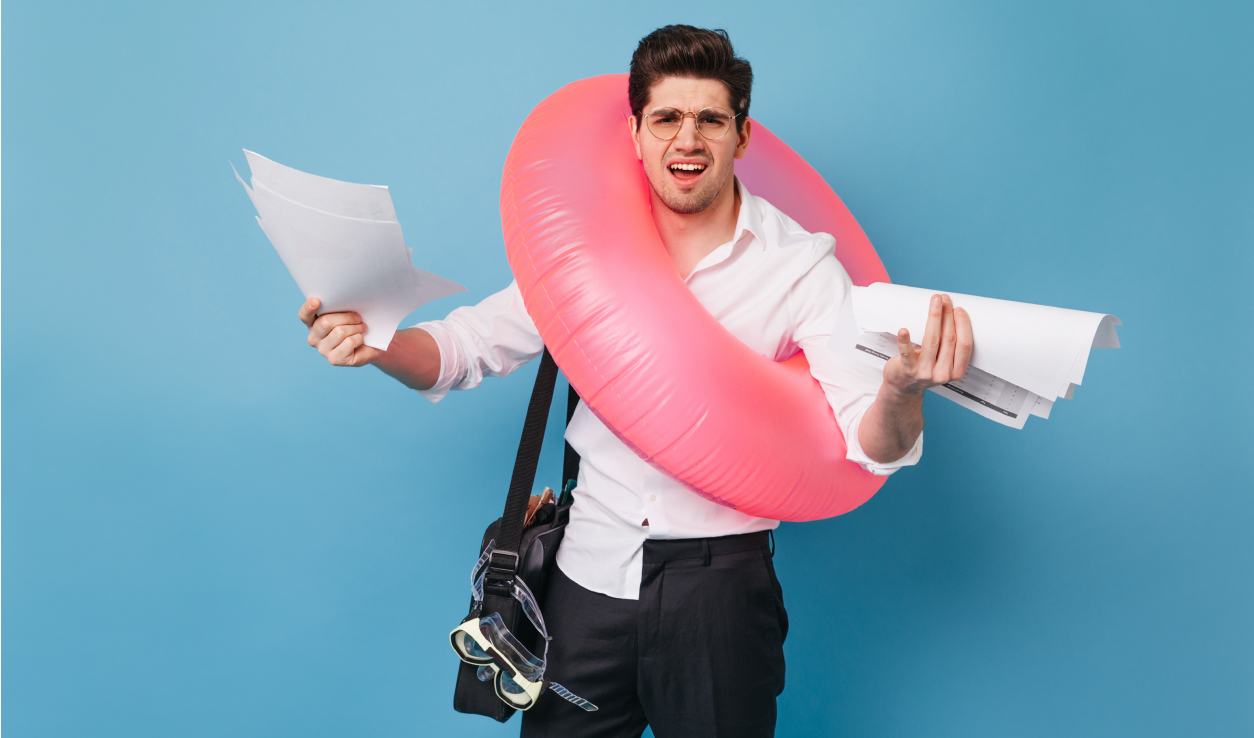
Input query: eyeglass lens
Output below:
<box><xmin>647</xmin><ymin>108</ymin><xmax>736</xmax><ymax>140</ymax></box>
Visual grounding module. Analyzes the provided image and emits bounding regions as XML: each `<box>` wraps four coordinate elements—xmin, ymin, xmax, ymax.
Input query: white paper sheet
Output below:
<box><xmin>849</xmin><ymin>283</ymin><xmax>1120</xmax><ymax>401</ymax></box>
<box><xmin>235</xmin><ymin>153</ymin><xmax>464</xmax><ymax>350</ymax></box>
<box><xmin>837</xmin><ymin>283</ymin><xmax>1120</xmax><ymax>428</ymax></box>
<box><xmin>243</xmin><ymin>150</ymin><xmax>398</xmax><ymax>222</ymax></box>
<box><xmin>851</xmin><ymin>331</ymin><xmax>1037</xmax><ymax>429</ymax></box>
<box><xmin>1030</xmin><ymin>395</ymin><xmax>1053</xmax><ymax>419</ymax></box>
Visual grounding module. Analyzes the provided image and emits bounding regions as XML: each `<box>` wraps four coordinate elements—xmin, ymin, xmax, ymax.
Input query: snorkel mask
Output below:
<box><xmin>449</xmin><ymin>541</ymin><xmax>597</xmax><ymax>712</ymax></box>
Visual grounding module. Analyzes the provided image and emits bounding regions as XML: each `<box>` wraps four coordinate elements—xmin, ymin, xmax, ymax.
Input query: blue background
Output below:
<box><xmin>4</xmin><ymin>1</ymin><xmax>1251</xmax><ymax>736</ymax></box>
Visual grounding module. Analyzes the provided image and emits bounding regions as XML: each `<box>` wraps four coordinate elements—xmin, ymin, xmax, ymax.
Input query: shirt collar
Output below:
<box><xmin>687</xmin><ymin>178</ymin><xmax>766</xmax><ymax>279</ymax></box>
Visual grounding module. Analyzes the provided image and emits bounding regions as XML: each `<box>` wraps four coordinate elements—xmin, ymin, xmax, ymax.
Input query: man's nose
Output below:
<box><xmin>672</xmin><ymin>117</ymin><xmax>704</xmax><ymax>151</ymax></box>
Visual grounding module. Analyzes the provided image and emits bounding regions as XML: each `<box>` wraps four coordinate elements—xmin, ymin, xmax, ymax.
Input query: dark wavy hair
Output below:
<box><xmin>628</xmin><ymin>25</ymin><xmax>753</xmax><ymax>132</ymax></box>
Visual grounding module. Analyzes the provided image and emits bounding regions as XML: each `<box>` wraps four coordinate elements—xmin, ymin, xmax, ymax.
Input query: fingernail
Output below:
<box><xmin>932</xmin><ymin>295</ymin><xmax>941</xmax><ymax>306</ymax></box>
<box><xmin>942</xmin><ymin>295</ymin><xmax>951</xmax><ymax>304</ymax></box>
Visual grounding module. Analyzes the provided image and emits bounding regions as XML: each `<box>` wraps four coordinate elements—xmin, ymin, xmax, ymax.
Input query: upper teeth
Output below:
<box><xmin>671</xmin><ymin>163</ymin><xmax>705</xmax><ymax>171</ymax></box>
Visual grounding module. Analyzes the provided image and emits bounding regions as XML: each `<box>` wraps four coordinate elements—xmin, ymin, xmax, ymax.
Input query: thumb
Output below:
<box><xmin>299</xmin><ymin>297</ymin><xmax>321</xmax><ymax>328</ymax></box>
<box><xmin>351</xmin><ymin>345</ymin><xmax>384</xmax><ymax>367</ymax></box>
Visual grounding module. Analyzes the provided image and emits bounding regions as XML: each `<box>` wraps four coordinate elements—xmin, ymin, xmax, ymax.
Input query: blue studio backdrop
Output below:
<box><xmin>4</xmin><ymin>2</ymin><xmax>1251</xmax><ymax>736</ymax></box>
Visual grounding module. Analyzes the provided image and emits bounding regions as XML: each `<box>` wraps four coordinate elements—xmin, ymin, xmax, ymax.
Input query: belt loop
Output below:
<box><xmin>701</xmin><ymin>539</ymin><xmax>711</xmax><ymax>567</ymax></box>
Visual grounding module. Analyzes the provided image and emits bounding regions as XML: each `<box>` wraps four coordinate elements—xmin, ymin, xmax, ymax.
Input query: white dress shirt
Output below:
<box><xmin>414</xmin><ymin>181</ymin><xmax>922</xmax><ymax>599</ymax></box>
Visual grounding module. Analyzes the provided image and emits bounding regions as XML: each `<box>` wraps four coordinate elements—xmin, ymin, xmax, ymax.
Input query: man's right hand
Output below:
<box><xmin>298</xmin><ymin>297</ymin><xmax>382</xmax><ymax>367</ymax></box>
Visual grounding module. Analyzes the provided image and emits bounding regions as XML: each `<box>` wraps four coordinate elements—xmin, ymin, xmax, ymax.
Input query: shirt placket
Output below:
<box><xmin>640</xmin><ymin>474</ymin><xmax>667</xmax><ymax>536</ymax></box>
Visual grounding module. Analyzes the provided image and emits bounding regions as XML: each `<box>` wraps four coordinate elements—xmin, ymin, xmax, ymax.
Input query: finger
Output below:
<box><xmin>952</xmin><ymin>307</ymin><xmax>973</xmax><ymax>379</ymax></box>
<box><xmin>917</xmin><ymin>294</ymin><xmax>944</xmax><ymax>374</ymax></box>
<box><xmin>327</xmin><ymin>332</ymin><xmax>365</xmax><ymax>365</ymax></box>
<box><xmin>308</xmin><ymin>312</ymin><xmax>364</xmax><ymax>345</ymax></box>
<box><xmin>896</xmin><ymin>328</ymin><xmax>916</xmax><ymax>369</ymax></box>
<box><xmin>298</xmin><ymin>297</ymin><xmax>321</xmax><ymax>328</ymax></box>
<box><xmin>934</xmin><ymin>295</ymin><xmax>957</xmax><ymax>384</ymax></box>
<box><xmin>317</xmin><ymin>323</ymin><xmax>368</xmax><ymax>356</ymax></box>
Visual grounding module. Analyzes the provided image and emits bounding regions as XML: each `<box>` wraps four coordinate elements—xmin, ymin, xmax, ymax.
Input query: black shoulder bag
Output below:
<box><xmin>452</xmin><ymin>347</ymin><xmax>581</xmax><ymax>722</ymax></box>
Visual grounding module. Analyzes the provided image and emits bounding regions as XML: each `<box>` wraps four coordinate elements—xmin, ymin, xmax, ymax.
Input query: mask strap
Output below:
<box><xmin>471</xmin><ymin>540</ymin><xmax>497</xmax><ymax>603</ymax></box>
<box><xmin>470</xmin><ymin>543</ymin><xmax>553</xmax><ymax>675</ymax></box>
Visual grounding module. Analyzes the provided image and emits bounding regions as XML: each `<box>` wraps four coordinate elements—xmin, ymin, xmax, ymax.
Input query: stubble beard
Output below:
<box><xmin>653</xmin><ymin>163</ymin><xmax>731</xmax><ymax>215</ymax></box>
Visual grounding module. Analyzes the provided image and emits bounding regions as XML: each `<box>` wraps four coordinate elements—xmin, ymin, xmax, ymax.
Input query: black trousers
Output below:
<box><xmin>521</xmin><ymin>531</ymin><xmax>788</xmax><ymax>738</ymax></box>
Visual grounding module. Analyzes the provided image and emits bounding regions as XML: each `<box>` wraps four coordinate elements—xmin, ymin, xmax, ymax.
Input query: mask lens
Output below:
<box><xmin>496</xmin><ymin>670</ymin><xmax>536</xmax><ymax>708</ymax></box>
<box><xmin>451</xmin><ymin>625</ymin><xmax>493</xmax><ymax>664</ymax></box>
<box><xmin>499</xmin><ymin>670</ymin><xmax>528</xmax><ymax>695</ymax></box>
<box><xmin>461</xmin><ymin>632</ymin><xmax>489</xmax><ymax>659</ymax></box>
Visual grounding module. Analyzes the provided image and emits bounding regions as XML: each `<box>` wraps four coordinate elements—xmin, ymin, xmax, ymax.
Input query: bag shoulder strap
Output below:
<box><xmin>485</xmin><ymin>348</ymin><xmax>579</xmax><ymax>592</ymax></box>
<box><xmin>563</xmin><ymin>382</ymin><xmax>581</xmax><ymax>498</ymax></box>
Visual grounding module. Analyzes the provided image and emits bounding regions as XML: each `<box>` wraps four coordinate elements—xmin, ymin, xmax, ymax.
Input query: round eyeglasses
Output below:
<box><xmin>644</xmin><ymin>107</ymin><xmax>741</xmax><ymax>141</ymax></box>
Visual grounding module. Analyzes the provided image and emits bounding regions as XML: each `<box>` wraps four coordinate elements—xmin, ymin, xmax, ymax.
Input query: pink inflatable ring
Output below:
<box><xmin>501</xmin><ymin>74</ymin><xmax>891</xmax><ymax>522</ymax></box>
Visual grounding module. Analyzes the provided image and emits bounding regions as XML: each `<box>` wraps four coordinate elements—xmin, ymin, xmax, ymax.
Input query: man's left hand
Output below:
<box><xmin>883</xmin><ymin>293</ymin><xmax>973</xmax><ymax>395</ymax></box>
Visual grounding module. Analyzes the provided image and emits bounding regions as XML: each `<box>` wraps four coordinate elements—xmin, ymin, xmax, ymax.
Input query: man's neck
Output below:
<box><xmin>652</xmin><ymin>176</ymin><xmax>741</xmax><ymax>280</ymax></box>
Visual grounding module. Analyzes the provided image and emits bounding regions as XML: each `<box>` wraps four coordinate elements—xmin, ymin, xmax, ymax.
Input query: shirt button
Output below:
<box><xmin>649</xmin><ymin>494</ymin><xmax>657</xmax><ymax>502</ymax></box>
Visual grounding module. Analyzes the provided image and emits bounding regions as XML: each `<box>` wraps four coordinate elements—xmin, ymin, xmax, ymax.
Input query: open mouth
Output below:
<box><xmin>668</xmin><ymin>161</ymin><xmax>708</xmax><ymax>184</ymax></box>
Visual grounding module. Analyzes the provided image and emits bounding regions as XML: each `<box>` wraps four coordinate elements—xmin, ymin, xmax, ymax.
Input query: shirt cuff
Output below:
<box><xmin>843</xmin><ymin>410</ymin><xmax>923</xmax><ymax>476</ymax></box>
<box><xmin>410</xmin><ymin>321</ymin><xmax>461</xmax><ymax>404</ymax></box>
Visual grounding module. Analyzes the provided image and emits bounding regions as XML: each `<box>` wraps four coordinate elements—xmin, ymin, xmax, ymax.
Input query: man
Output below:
<box><xmin>298</xmin><ymin>25</ymin><xmax>971</xmax><ymax>738</ymax></box>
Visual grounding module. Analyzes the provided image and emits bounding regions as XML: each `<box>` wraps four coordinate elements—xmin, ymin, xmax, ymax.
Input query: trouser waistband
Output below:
<box><xmin>642</xmin><ymin>530</ymin><xmax>772</xmax><ymax>565</ymax></box>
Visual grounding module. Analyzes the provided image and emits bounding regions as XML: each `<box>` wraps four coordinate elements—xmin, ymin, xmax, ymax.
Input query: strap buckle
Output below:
<box><xmin>488</xmin><ymin>550</ymin><xmax>519</xmax><ymax>575</ymax></box>
<box><xmin>484</xmin><ymin>550</ymin><xmax>519</xmax><ymax>599</ymax></box>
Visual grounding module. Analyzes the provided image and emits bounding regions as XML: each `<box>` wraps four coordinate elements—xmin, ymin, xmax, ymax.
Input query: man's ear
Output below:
<box><xmin>628</xmin><ymin>116</ymin><xmax>643</xmax><ymax>160</ymax></box>
<box><xmin>734</xmin><ymin>118</ymin><xmax>752</xmax><ymax>160</ymax></box>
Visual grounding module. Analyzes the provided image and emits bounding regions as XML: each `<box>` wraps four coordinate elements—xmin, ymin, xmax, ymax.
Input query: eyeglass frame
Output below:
<box><xmin>640</xmin><ymin>106</ymin><xmax>744</xmax><ymax>141</ymax></box>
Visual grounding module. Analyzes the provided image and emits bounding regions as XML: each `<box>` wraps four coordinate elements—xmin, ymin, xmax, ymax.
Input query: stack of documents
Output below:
<box><xmin>234</xmin><ymin>150</ymin><xmax>464</xmax><ymax>350</ymax></box>
<box><xmin>838</xmin><ymin>283</ymin><xmax>1121</xmax><ymax>428</ymax></box>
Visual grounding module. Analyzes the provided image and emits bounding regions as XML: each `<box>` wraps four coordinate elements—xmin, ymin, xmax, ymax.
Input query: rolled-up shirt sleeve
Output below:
<box><xmin>410</xmin><ymin>280</ymin><xmax>543</xmax><ymax>403</ymax></box>
<box><xmin>787</xmin><ymin>238</ymin><xmax>922</xmax><ymax>476</ymax></box>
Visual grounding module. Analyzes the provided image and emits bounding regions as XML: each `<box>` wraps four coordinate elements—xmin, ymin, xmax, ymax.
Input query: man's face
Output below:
<box><xmin>630</xmin><ymin>76</ymin><xmax>752</xmax><ymax>215</ymax></box>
